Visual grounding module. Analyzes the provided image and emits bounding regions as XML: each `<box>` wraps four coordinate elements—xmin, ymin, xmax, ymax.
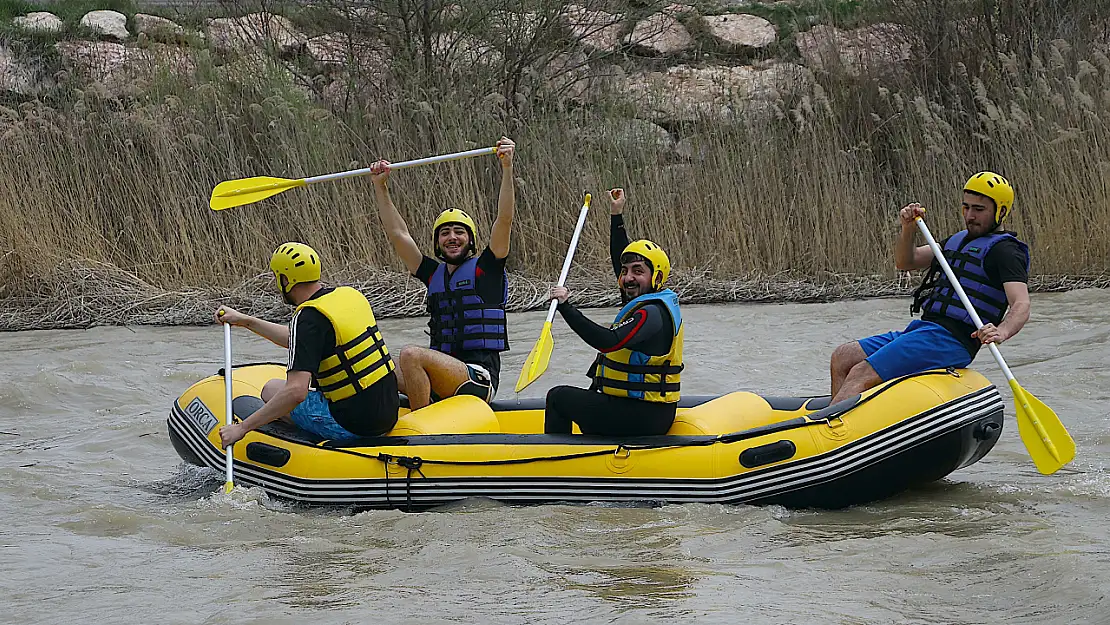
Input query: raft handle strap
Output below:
<box><xmin>376</xmin><ymin>454</ymin><xmax>426</xmax><ymax>511</ymax></box>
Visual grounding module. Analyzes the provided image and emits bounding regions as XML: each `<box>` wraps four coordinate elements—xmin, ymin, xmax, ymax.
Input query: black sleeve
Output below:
<box><xmin>474</xmin><ymin>246</ymin><xmax>507</xmax><ymax>306</ymax></box>
<box><xmin>556</xmin><ymin>301</ymin><xmax>671</xmax><ymax>355</ymax></box>
<box><xmin>287</xmin><ymin>308</ymin><xmax>333</xmax><ymax>374</ymax></box>
<box><xmin>611</xmin><ymin>214</ymin><xmax>630</xmax><ymax>278</ymax></box>
<box><xmin>414</xmin><ymin>255</ymin><xmax>439</xmax><ymax>286</ymax></box>
<box><xmin>985</xmin><ymin>239</ymin><xmax>1029</xmax><ymax>284</ymax></box>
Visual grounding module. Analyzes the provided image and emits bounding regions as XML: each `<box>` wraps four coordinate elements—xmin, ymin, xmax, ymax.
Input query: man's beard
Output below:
<box><xmin>620</xmin><ymin>285</ymin><xmax>640</xmax><ymax>304</ymax></box>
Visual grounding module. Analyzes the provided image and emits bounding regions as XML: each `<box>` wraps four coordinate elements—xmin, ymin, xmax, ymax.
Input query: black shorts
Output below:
<box><xmin>330</xmin><ymin>372</ymin><xmax>400</xmax><ymax>436</ymax></box>
<box><xmin>457</xmin><ymin>362</ymin><xmax>496</xmax><ymax>403</ymax></box>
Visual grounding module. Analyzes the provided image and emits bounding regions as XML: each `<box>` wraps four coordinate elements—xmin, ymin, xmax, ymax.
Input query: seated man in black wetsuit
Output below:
<box><xmin>544</xmin><ymin>188</ymin><xmax>684</xmax><ymax>436</ymax></box>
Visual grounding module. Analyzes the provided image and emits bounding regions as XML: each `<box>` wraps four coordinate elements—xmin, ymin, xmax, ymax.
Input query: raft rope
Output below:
<box><xmin>380</xmin><ymin>454</ymin><xmax>427</xmax><ymax>511</ymax></box>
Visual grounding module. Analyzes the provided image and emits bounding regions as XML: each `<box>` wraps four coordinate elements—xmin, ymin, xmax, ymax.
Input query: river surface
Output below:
<box><xmin>2</xmin><ymin>291</ymin><xmax>1109</xmax><ymax>624</ymax></box>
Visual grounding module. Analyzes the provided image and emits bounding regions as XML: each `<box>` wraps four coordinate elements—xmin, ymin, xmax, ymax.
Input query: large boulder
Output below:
<box><xmin>206</xmin><ymin>13</ymin><xmax>305</xmax><ymax>56</ymax></box>
<box><xmin>305</xmin><ymin>33</ymin><xmax>353</xmax><ymax>71</ymax></box>
<box><xmin>561</xmin><ymin>5</ymin><xmax>624</xmax><ymax>53</ymax></box>
<box><xmin>79</xmin><ymin>10</ymin><xmax>130</xmax><ymax>41</ymax></box>
<box><xmin>794</xmin><ymin>23</ymin><xmax>913</xmax><ymax>76</ymax></box>
<box><xmin>1</xmin><ymin>46</ymin><xmax>38</xmax><ymax>97</ymax></box>
<box><xmin>12</xmin><ymin>12</ymin><xmax>64</xmax><ymax>35</ymax></box>
<box><xmin>624</xmin><ymin>63</ymin><xmax>812</xmax><ymax>124</ymax></box>
<box><xmin>54</xmin><ymin>41</ymin><xmax>198</xmax><ymax>98</ymax></box>
<box><xmin>133</xmin><ymin>14</ymin><xmax>186</xmax><ymax>43</ymax></box>
<box><xmin>703</xmin><ymin>13</ymin><xmax>777</xmax><ymax>49</ymax></box>
<box><xmin>625</xmin><ymin>13</ymin><xmax>694</xmax><ymax>55</ymax></box>
<box><xmin>305</xmin><ymin>33</ymin><xmax>390</xmax><ymax>77</ymax></box>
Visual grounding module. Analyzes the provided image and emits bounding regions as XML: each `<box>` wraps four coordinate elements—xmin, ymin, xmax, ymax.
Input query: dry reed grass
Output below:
<box><xmin>2</xmin><ymin>0</ymin><xmax>1109</xmax><ymax>330</ymax></box>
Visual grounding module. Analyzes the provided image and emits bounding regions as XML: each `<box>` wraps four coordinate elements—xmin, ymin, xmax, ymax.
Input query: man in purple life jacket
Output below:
<box><xmin>829</xmin><ymin>171</ymin><xmax>1031</xmax><ymax>403</ymax></box>
<box><xmin>367</xmin><ymin>137</ymin><xmax>515</xmax><ymax>410</ymax></box>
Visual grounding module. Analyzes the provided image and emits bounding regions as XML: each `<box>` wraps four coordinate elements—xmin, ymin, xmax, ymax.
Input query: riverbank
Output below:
<box><xmin>2</xmin><ymin>258</ymin><xmax>1107</xmax><ymax>331</ymax></box>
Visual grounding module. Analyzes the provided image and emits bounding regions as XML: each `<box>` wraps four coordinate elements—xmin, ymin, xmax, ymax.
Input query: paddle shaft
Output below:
<box><xmin>545</xmin><ymin>198</ymin><xmax>592</xmax><ymax>322</ymax></box>
<box><xmin>915</xmin><ymin>218</ymin><xmax>1015</xmax><ymax>381</ymax></box>
<box><xmin>305</xmin><ymin>146</ymin><xmax>496</xmax><ymax>185</ymax></box>
<box><xmin>223</xmin><ymin>322</ymin><xmax>234</xmax><ymax>489</ymax></box>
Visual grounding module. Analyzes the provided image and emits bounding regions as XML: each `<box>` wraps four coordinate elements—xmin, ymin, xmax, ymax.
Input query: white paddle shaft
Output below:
<box><xmin>546</xmin><ymin>199</ymin><xmax>592</xmax><ymax>323</ymax></box>
<box><xmin>223</xmin><ymin>322</ymin><xmax>234</xmax><ymax>487</ymax></box>
<box><xmin>304</xmin><ymin>147</ymin><xmax>497</xmax><ymax>184</ymax></box>
<box><xmin>915</xmin><ymin>217</ymin><xmax>1015</xmax><ymax>382</ymax></box>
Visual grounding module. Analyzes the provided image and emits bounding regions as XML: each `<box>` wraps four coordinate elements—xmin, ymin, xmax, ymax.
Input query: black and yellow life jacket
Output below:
<box><xmin>589</xmin><ymin>289</ymin><xmax>684</xmax><ymax>403</ymax></box>
<box><xmin>296</xmin><ymin>286</ymin><xmax>394</xmax><ymax>402</ymax></box>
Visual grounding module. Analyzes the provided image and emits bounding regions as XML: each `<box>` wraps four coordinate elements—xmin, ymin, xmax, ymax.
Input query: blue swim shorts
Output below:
<box><xmin>289</xmin><ymin>390</ymin><xmax>359</xmax><ymax>442</ymax></box>
<box><xmin>859</xmin><ymin>319</ymin><xmax>973</xmax><ymax>382</ymax></box>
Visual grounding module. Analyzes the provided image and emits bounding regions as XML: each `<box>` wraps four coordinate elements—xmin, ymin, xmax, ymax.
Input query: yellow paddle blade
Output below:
<box><xmin>1010</xmin><ymin>378</ymin><xmax>1076</xmax><ymax>475</ymax></box>
<box><xmin>515</xmin><ymin>322</ymin><xmax>554</xmax><ymax>392</ymax></box>
<box><xmin>223</xmin><ymin>480</ymin><xmax>234</xmax><ymax>494</ymax></box>
<box><xmin>209</xmin><ymin>176</ymin><xmax>306</xmax><ymax>210</ymax></box>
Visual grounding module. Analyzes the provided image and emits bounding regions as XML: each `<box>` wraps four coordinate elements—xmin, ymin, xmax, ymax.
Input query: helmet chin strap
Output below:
<box><xmin>277</xmin><ymin>274</ymin><xmax>296</xmax><ymax>304</ymax></box>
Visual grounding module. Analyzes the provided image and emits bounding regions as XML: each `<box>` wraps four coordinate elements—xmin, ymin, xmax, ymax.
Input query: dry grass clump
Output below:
<box><xmin>3</xmin><ymin>258</ymin><xmax>1107</xmax><ymax>331</ymax></box>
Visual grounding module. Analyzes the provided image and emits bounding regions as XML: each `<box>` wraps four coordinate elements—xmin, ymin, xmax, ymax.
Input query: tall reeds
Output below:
<box><xmin>2</xmin><ymin>0</ymin><xmax>1109</xmax><ymax>319</ymax></box>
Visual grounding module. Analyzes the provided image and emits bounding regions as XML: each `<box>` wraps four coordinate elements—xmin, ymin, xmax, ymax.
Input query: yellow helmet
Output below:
<box><xmin>432</xmin><ymin>208</ymin><xmax>478</xmax><ymax>260</ymax></box>
<box><xmin>963</xmin><ymin>171</ymin><xmax>1015</xmax><ymax>225</ymax></box>
<box><xmin>270</xmin><ymin>242</ymin><xmax>321</xmax><ymax>293</ymax></box>
<box><xmin>620</xmin><ymin>239</ymin><xmax>671</xmax><ymax>290</ymax></box>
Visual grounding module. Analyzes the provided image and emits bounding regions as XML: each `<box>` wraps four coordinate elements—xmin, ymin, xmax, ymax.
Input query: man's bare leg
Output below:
<box><xmin>260</xmin><ymin>378</ymin><xmax>295</xmax><ymax>424</ymax></box>
<box><xmin>398</xmin><ymin>346</ymin><xmax>472</xmax><ymax>410</ymax></box>
<box><xmin>830</xmin><ymin>341</ymin><xmax>867</xmax><ymax>398</ymax></box>
<box><xmin>832</xmin><ymin>360</ymin><xmax>883</xmax><ymax>404</ymax></box>
<box><xmin>391</xmin><ymin>356</ymin><xmax>406</xmax><ymax>395</ymax></box>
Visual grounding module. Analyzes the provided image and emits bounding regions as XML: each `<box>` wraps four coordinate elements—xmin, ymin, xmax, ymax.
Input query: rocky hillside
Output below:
<box><xmin>1</xmin><ymin>1</ymin><xmax>915</xmax><ymax>148</ymax></box>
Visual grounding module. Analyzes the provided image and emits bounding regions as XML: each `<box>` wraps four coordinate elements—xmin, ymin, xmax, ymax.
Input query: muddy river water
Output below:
<box><xmin>2</xmin><ymin>290</ymin><xmax>1108</xmax><ymax>624</ymax></box>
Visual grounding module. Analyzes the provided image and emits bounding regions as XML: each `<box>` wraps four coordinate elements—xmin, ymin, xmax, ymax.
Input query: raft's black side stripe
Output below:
<box><xmin>217</xmin><ymin>362</ymin><xmax>285</xmax><ymax>377</ymax></box>
<box><xmin>168</xmin><ymin>386</ymin><xmax>1003</xmax><ymax>506</ymax></box>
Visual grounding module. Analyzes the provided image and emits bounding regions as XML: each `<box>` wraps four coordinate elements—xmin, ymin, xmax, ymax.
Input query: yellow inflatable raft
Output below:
<box><xmin>168</xmin><ymin>363</ymin><xmax>1005</xmax><ymax>510</ymax></box>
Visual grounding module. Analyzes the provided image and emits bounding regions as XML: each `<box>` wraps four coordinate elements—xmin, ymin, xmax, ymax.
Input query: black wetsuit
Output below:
<box><xmin>544</xmin><ymin>215</ymin><xmax>678</xmax><ymax>436</ymax></box>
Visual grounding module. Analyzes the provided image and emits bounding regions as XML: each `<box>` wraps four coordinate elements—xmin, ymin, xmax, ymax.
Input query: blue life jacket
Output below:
<box><xmin>917</xmin><ymin>230</ymin><xmax>1029</xmax><ymax>328</ymax></box>
<box><xmin>425</xmin><ymin>257</ymin><xmax>508</xmax><ymax>355</ymax></box>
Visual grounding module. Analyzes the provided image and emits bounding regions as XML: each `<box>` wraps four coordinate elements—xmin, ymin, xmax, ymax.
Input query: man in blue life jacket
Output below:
<box><xmin>829</xmin><ymin>171</ymin><xmax>1031</xmax><ymax>403</ymax></box>
<box><xmin>215</xmin><ymin>243</ymin><xmax>400</xmax><ymax>446</ymax></box>
<box><xmin>544</xmin><ymin>188</ymin><xmax>684</xmax><ymax>435</ymax></box>
<box><xmin>367</xmin><ymin>137</ymin><xmax>515</xmax><ymax>410</ymax></box>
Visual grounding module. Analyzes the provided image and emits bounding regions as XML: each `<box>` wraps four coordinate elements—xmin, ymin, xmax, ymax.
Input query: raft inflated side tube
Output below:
<box><xmin>167</xmin><ymin>364</ymin><xmax>1007</xmax><ymax>510</ymax></box>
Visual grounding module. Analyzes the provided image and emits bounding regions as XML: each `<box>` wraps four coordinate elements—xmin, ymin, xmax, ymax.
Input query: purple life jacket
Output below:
<box><xmin>425</xmin><ymin>257</ymin><xmax>508</xmax><ymax>355</ymax></box>
<box><xmin>919</xmin><ymin>230</ymin><xmax>1029</xmax><ymax>327</ymax></box>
